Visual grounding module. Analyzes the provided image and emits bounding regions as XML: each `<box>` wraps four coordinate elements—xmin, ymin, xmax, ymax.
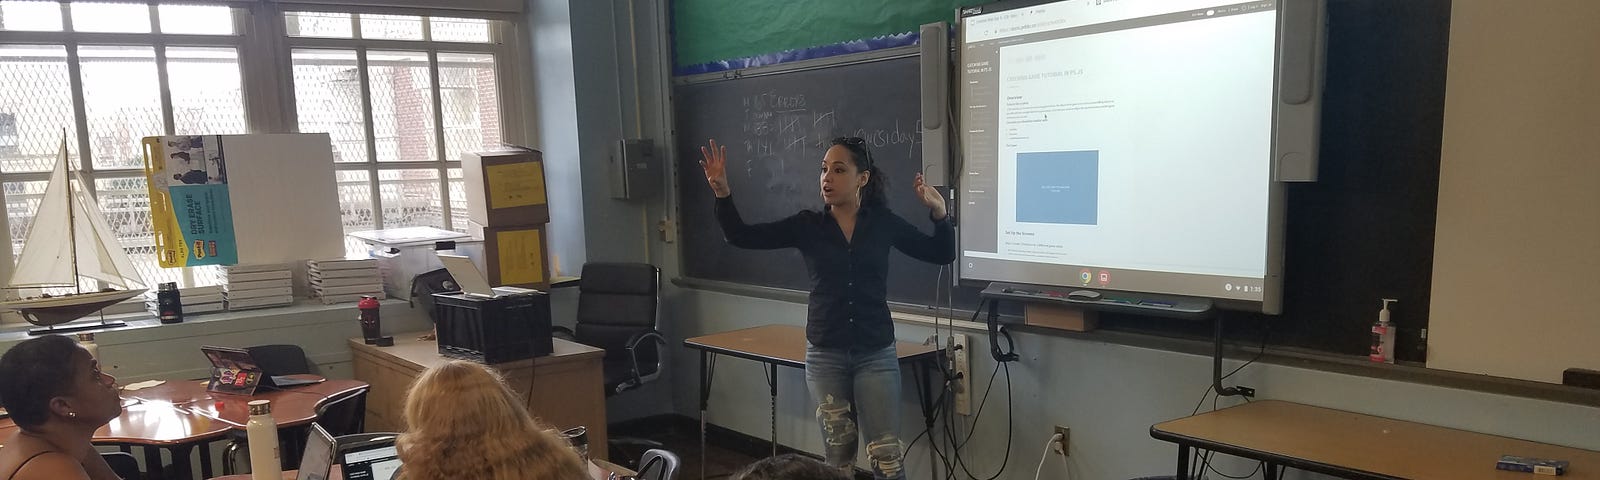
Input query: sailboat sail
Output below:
<box><xmin>71</xmin><ymin>169</ymin><xmax>144</xmax><ymax>289</ymax></box>
<box><xmin>6</xmin><ymin>137</ymin><xmax>144</xmax><ymax>290</ymax></box>
<box><xmin>8</xmin><ymin>138</ymin><xmax>77</xmax><ymax>288</ymax></box>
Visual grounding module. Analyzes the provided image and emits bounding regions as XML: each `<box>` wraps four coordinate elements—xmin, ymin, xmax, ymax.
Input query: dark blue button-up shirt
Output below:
<box><xmin>715</xmin><ymin>196</ymin><xmax>956</xmax><ymax>350</ymax></box>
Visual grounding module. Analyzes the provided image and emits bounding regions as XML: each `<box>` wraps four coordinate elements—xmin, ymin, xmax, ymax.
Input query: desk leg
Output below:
<box><xmin>769</xmin><ymin>362</ymin><xmax>779</xmax><ymax>458</ymax></box>
<box><xmin>144</xmin><ymin>446</ymin><xmax>166</xmax><ymax>480</ymax></box>
<box><xmin>199</xmin><ymin>442</ymin><xmax>213</xmax><ymax>478</ymax></box>
<box><xmin>1176</xmin><ymin>445</ymin><xmax>1191</xmax><ymax>480</ymax></box>
<box><xmin>170</xmin><ymin>444</ymin><xmax>194</xmax><ymax>480</ymax></box>
<box><xmin>1264</xmin><ymin>462</ymin><xmax>1279</xmax><ymax>480</ymax></box>
<box><xmin>698</xmin><ymin>349</ymin><xmax>711</xmax><ymax>480</ymax></box>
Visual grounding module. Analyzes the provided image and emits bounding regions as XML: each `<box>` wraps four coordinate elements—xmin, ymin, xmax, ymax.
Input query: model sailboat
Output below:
<box><xmin>2</xmin><ymin>136</ymin><xmax>146</xmax><ymax>332</ymax></box>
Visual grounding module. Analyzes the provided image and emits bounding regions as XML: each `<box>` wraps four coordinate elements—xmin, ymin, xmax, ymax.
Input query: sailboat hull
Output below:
<box><xmin>1</xmin><ymin>289</ymin><xmax>144</xmax><ymax>326</ymax></box>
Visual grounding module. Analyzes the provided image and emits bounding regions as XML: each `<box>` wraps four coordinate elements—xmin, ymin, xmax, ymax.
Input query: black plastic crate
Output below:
<box><xmin>433</xmin><ymin>291</ymin><xmax>553</xmax><ymax>364</ymax></box>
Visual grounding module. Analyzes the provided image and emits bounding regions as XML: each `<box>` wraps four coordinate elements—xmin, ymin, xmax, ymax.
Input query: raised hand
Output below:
<box><xmin>914</xmin><ymin>173</ymin><xmax>947</xmax><ymax>220</ymax></box>
<box><xmin>699</xmin><ymin>139</ymin><xmax>731</xmax><ymax>198</ymax></box>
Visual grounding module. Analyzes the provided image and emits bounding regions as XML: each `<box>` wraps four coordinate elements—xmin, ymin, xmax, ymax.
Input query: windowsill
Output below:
<box><xmin>0</xmin><ymin>298</ymin><xmax>424</xmax><ymax>344</ymax></box>
<box><xmin>673</xmin><ymin>277</ymin><xmax>1600</xmax><ymax>407</ymax></box>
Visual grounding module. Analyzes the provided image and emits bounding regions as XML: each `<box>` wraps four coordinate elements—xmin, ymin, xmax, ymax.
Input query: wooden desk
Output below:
<box><xmin>684</xmin><ymin>325</ymin><xmax>943</xmax><ymax>480</ymax></box>
<box><xmin>1151</xmin><ymin>400</ymin><xmax>1600</xmax><ymax>480</ymax></box>
<box><xmin>2</xmin><ymin>378</ymin><xmax>368</xmax><ymax>480</ymax></box>
<box><xmin>207</xmin><ymin>460</ymin><xmax>632</xmax><ymax>480</ymax></box>
<box><xmin>348</xmin><ymin>334</ymin><xmax>608</xmax><ymax>461</ymax></box>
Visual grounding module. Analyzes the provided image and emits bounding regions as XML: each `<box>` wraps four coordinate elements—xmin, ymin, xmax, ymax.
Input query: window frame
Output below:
<box><xmin>0</xmin><ymin>2</ymin><xmax>257</xmax><ymax>299</ymax></box>
<box><xmin>279</xmin><ymin>5</ymin><xmax>524</xmax><ymax>235</ymax></box>
<box><xmin>0</xmin><ymin>2</ymin><xmax>533</xmax><ymax>322</ymax></box>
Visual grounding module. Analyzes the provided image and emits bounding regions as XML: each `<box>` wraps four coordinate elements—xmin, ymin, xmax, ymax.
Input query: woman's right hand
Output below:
<box><xmin>699</xmin><ymin>139</ymin><xmax>731</xmax><ymax>198</ymax></box>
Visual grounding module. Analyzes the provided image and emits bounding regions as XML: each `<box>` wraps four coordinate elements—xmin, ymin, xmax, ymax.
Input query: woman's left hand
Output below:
<box><xmin>914</xmin><ymin>173</ymin><xmax>947</xmax><ymax>220</ymax></box>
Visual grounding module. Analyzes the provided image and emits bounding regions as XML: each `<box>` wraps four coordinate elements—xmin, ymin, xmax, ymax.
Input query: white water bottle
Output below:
<box><xmin>246</xmin><ymin>400</ymin><xmax>282</xmax><ymax>479</ymax></box>
<box><xmin>76</xmin><ymin>333</ymin><xmax>99</xmax><ymax>361</ymax></box>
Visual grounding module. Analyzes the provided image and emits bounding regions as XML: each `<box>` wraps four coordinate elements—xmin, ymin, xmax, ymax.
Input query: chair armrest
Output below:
<box><xmin>623</xmin><ymin>330</ymin><xmax>667</xmax><ymax>389</ymax></box>
<box><xmin>552</xmin><ymin>325</ymin><xmax>577</xmax><ymax>342</ymax></box>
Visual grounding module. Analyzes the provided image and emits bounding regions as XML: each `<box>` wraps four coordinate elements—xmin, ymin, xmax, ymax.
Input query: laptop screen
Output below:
<box><xmin>296</xmin><ymin>423</ymin><xmax>336</xmax><ymax>480</ymax></box>
<box><xmin>437</xmin><ymin>254</ymin><xmax>494</xmax><ymax>297</ymax></box>
<box><xmin>340</xmin><ymin>437</ymin><xmax>403</xmax><ymax>480</ymax></box>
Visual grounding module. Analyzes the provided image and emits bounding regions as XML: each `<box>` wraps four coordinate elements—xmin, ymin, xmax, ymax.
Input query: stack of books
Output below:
<box><xmin>223</xmin><ymin>264</ymin><xmax>295</xmax><ymax>311</ymax></box>
<box><xmin>144</xmin><ymin>285</ymin><xmax>226</xmax><ymax>316</ymax></box>
<box><xmin>307</xmin><ymin>258</ymin><xmax>384</xmax><ymax>304</ymax></box>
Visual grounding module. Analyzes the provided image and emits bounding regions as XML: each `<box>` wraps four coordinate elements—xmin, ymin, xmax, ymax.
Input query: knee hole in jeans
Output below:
<box><xmin>816</xmin><ymin>396</ymin><xmax>857</xmax><ymax>447</ymax></box>
<box><xmin>867</xmin><ymin>435</ymin><xmax>904</xmax><ymax>478</ymax></box>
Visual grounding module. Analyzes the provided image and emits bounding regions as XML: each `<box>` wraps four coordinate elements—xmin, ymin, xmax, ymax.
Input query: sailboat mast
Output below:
<box><xmin>64</xmin><ymin>147</ymin><xmax>81</xmax><ymax>295</ymax></box>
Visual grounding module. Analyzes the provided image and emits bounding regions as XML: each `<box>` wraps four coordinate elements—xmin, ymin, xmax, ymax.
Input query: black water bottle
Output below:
<box><xmin>157</xmin><ymin>282</ymin><xmax>184</xmax><ymax>324</ymax></box>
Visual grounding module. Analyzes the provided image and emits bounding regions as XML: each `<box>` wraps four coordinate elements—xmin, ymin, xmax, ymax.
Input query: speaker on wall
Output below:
<box><xmin>920</xmin><ymin>21</ymin><xmax>950</xmax><ymax>187</ymax></box>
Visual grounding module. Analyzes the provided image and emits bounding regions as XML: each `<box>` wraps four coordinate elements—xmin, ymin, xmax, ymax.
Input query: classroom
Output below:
<box><xmin>0</xmin><ymin>0</ymin><xmax>1596</xmax><ymax>479</ymax></box>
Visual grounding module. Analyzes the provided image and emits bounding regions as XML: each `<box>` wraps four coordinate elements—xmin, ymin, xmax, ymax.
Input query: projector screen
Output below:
<box><xmin>958</xmin><ymin>0</ymin><xmax>1316</xmax><ymax>313</ymax></box>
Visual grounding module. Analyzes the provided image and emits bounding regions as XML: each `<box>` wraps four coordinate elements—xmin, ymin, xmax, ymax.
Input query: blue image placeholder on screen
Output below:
<box><xmin>1016</xmin><ymin>151</ymin><xmax>1099</xmax><ymax>225</ymax></box>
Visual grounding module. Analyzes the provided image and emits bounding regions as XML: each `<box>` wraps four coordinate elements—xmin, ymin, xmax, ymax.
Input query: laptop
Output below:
<box><xmin>436</xmin><ymin>254</ymin><xmax>537</xmax><ymax>298</ymax></box>
<box><xmin>201</xmin><ymin>345</ymin><xmax>320</xmax><ymax>395</ymax></box>
<box><xmin>295</xmin><ymin>422</ymin><xmax>337</xmax><ymax>480</ymax></box>
<box><xmin>338</xmin><ymin>434</ymin><xmax>404</xmax><ymax>480</ymax></box>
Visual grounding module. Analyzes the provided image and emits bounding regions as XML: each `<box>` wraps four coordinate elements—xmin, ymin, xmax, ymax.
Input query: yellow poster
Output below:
<box><xmin>497</xmin><ymin>229</ymin><xmax>544</xmax><ymax>285</ymax></box>
<box><xmin>486</xmin><ymin>162</ymin><xmax>546</xmax><ymax>209</ymax></box>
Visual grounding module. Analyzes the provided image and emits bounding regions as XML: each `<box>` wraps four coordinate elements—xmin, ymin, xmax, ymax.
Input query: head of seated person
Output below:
<box><xmin>0</xmin><ymin>335</ymin><xmax>124</xmax><ymax>480</ymax></box>
<box><xmin>396</xmin><ymin>360</ymin><xmax>588</xmax><ymax>480</ymax></box>
<box><xmin>735</xmin><ymin>454</ymin><xmax>852</xmax><ymax>480</ymax></box>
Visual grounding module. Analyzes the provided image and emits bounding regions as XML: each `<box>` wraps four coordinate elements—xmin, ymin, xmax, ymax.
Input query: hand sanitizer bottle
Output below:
<box><xmin>1369</xmin><ymin>299</ymin><xmax>1398</xmax><ymax>363</ymax></box>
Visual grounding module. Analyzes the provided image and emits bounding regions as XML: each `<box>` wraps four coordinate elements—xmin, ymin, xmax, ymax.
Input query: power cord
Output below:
<box><xmin>1032</xmin><ymin>433</ymin><xmax>1065</xmax><ymax>480</ymax></box>
<box><xmin>943</xmin><ymin>361</ymin><xmax>1014</xmax><ymax>480</ymax></box>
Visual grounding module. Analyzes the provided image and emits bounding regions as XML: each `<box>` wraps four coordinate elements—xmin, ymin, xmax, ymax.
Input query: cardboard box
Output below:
<box><xmin>462</xmin><ymin>149</ymin><xmax>550</xmax><ymax>227</ymax></box>
<box><xmin>470</xmin><ymin>222</ymin><xmax>551</xmax><ymax>291</ymax></box>
<box><xmin>1024</xmin><ymin>303</ymin><xmax>1099</xmax><ymax>332</ymax></box>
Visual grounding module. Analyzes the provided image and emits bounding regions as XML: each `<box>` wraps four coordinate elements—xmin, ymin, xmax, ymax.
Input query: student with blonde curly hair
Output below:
<box><xmin>395</xmin><ymin>360</ymin><xmax>588</xmax><ymax>480</ymax></box>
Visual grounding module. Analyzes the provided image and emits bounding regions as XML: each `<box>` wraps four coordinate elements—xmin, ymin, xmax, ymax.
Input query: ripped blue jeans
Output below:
<box><xmin>805</xmin><ymin>343</ymin><xmax>905</xmax><ymax>480</ymax></box>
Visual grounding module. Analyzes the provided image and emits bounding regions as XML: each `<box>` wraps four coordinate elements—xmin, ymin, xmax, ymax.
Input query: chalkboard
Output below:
<box><xmin>674</xmin><ymin>53</ymin><xmax>986</xmax><ymax>312</ymax></box>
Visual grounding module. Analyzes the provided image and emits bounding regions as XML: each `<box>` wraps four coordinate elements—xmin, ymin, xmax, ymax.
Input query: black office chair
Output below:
<box><xmin>552</xmin><ymin>263</ymin><xmax>666</xmax><ymax>397</ymax></box>
<box><xmin>221</xmin><ymin>344</ymin><xmax>318</xmax><ymax>475</ymax></box>
<box><xmin>551</xmin><ymin>263</ymin><xmax>667</xmax><ymax>463</ymax></box>
<box><xmin>334</xmin><ymin>432</ymin><xmax>400</xmax><ymax>448</ymax></box>
<box><xmin>100</xmin><ymin>452</ymin><xmax>141</xmax><ymax>480</ymax></box>
<box><xmin>315</xmin><ymin>386</ymin><xmax>370</xmax><ymax>437</ymax></box>
<box><xmin>636</xmin><ymin>448</ymin><xmax>682</xmax><ymax>480</ymax></box>
<box><xmin>246</xmin><ymin>344</ymin><xmax>313</xmax><ymax>376</ymax></box>
<box><xmin>223</xmin><ymin>387</ymin><xmax>370</xmax><ymax>475</ymax></box>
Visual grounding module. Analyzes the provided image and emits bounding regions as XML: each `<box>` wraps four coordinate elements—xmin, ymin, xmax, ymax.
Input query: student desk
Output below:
<box><xmin>1151</xmin><ymin>400</ymin><xmax>1600</xmax><ymax>480</ymax></box>
<box><xmin>685</xmin><ymin>325</ymin><xmax>942</xmax><ymax>480</ymax></box>
<box><xmin>347</xmin><ymin>333</ymin><xmax>608</xmax><ymax>460</ymax></box>
<box><xmin>1</xmin><ymin>376</ymin><xmax>367</xmax><ymax>480</ymax></box>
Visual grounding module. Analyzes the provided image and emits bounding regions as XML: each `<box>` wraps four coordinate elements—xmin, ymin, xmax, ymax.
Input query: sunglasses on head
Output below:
<box><xmin>834</xmin><ymin>136</ymin><xmax>866</xmax><ymax>146</ymax></box>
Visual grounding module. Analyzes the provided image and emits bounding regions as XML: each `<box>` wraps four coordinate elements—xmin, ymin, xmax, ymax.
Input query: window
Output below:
<box><xmin>284</xmin><ymin>11</ymin><xmax>506</xmax><ymax>254</ymax></box>
<box><xmin>0</xmin><ymin>3</ymin><xmax>519</xmax><ymax>318</ymax></box>
<box><xmin>0</xmin><ymin>2</ymin><xmax>247</xmax><ymax>295</ymax></box>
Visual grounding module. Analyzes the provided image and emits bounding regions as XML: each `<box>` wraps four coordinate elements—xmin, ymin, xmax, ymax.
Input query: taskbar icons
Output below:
<box><xmin>1225</xmin><ymin>283</ymin><xmax>1263</xmax><ymax>294</ymax></box>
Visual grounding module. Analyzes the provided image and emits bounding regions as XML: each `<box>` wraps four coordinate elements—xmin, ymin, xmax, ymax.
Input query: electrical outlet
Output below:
<box><xmin>951</xmin><ymin>333</ymin><xmax>971</xmax><ymax>415</ymax></box>
<box><xmin>657</xmin><ymin>219</ymin><xmax>675</xmax><ymax>242</ymax></box>
<box><xmin>1052</xmin><ymin>426</ymin><xmax>1070</xmax><ymax>456</ymax></box>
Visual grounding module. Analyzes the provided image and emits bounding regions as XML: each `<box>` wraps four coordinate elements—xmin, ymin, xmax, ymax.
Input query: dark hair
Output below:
<box><xmin>831</xmin><ymin>137</ymin><xmax>888</xmax><ymax>207</ymax></box>
<box><xmin>734</xmin><ymin>454</ymin><xmax>849</xmax><ymax>480</ymax></box>
<box><xmin>0</xmin><ymin>335</ymin><xmax>84</xmax><ymax>428</ymax></box>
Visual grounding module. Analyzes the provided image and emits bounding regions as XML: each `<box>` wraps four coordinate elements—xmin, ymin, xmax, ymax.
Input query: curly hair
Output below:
<box><xmin>0</xmin><ymin>335</ymin><xmax>83</xmax><ymax>428</ymax></box>
<box><xmin>735</xmin><ymin>454</ymin><xmax>850</xmax><ymax>480</ymax></box>
<box><xmin>831</xmin><ymin>137</ymin><xmax>889</xmax><ymax>208</ymax></box>
<box><xmin>395</xmin><ymin>361</ymin><xmax>588</xmax><ymax>480</ymax></box>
